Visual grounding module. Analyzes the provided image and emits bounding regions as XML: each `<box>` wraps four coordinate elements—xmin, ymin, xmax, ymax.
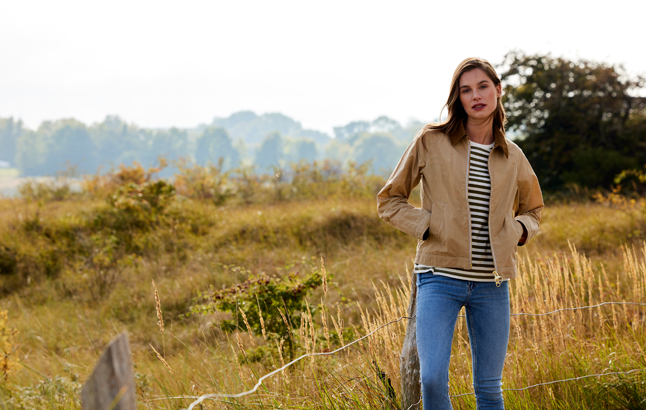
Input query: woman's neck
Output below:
<box><xmin>465</xmin><ymin>117</ymin><xmax>495</xmax><ymax>145</ymax></box>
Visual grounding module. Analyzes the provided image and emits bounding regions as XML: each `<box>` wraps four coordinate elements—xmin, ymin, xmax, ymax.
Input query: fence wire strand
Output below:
<box><xmin>178</xmin><ymin>315</ymin><xmax>413</xmax><ymax>409</ymax></box>
<box><xmin>457</xmin><ymin>301</ymin><xmax>646</xmax><ymax>318</ymax></box>
<box><xmin>174</xmin><ymin>301</ymin><xmax>646</xmax><ymax>409</ymax></box>
<box><xmin>450</xmin><ymin>368</ymin><xmax>646</xmax><ymax>398</ymax></box>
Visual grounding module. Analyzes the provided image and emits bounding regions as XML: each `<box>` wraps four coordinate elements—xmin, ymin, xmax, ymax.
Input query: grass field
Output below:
<box><xmin>0</xmin><ymin>162</ymin><xmax>644</xmax><ymax>409</ymax></box>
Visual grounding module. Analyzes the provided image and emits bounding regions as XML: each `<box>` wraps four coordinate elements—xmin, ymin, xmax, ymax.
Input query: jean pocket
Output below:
<box><xmin>416</xmin><ymin>271</ymin><xmax>435</xmax><ymax>288</ymax></box>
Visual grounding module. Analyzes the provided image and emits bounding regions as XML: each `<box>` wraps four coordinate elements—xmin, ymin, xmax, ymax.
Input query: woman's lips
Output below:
<box><xmin>472</xmin><ymin>103</ymin><xmax>486</xmax><ymax>111</ymax></box>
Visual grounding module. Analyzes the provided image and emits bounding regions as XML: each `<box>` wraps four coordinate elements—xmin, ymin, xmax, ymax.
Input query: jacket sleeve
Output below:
<box><xmin>514</xmin><ymin>152</ymin><xmax>543</xmax><ymax>244</ymax></box>
<box><xmin>377</xmin><ymin>132</ymin><xmax>431</xmax><ymax>241</ymax></box>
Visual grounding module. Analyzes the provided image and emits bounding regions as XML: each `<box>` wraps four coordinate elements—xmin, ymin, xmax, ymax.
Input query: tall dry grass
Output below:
<box><xmin>143</xmin><ymin>242</ymin><xmax>645</xmax><ymax>409</ymax></box>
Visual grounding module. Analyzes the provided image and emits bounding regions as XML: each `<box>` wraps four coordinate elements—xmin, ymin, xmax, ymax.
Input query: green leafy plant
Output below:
<box><xmin>193</xmin><ymin>258</ymin><xmax>329</xmax><ymax>360</ymax></box>
<box><xmin>107</xmin><ymin>180</ymin><xmax>176</xmax><ymax>230</ymax></box>
<box><xmin>614</xmin><ymin>165</ymin><xmax>646</xmax><ymax>196</ymax></box>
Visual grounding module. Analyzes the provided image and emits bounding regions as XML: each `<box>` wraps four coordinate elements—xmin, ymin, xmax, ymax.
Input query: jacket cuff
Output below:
<box><xmin>515</xmin><ymin>215</ymin><xmax>538</xmax><ymax>243</ymax></box>
<box><xmin>516</xmin><ymin>221</ymin><xmax>527</xmax><ymax>246</ymax></box>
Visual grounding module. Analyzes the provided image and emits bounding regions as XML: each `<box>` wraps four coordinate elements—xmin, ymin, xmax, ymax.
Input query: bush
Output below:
<box><xmin>173</xmin><ymin>157</ymin><xmax>234</xmax><ymax>205</ymax></box>
<box><xmin>0</xmin><ymin>246</ymin><xmax>17</xmax><ymax>276</ymax></box>
<box><xmin>193</xmin><ymin>258</ymin><xmax>329</xmax><ymax>360</ymax></box>
<box><xmin>614</xmin><ymin>165</ymin><xmax>646</xmax><ymax>196</ymax></box>
<box><xmin>82</xmin><ymin>160</ymin><xmax>166</xmax><ymax>198</ymax></box>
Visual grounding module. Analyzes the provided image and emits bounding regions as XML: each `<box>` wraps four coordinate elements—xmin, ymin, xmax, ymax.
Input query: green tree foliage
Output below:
<box><xmin>90</xmin><ymin>116</ymin><xmax>144</xmax><ymax>166</ymax></box>
<box><xmin>46</xmin><ymin>120</ymin><xmax>95</xmax><ymax>173</ymax></box>
<box><xmin>255</xmin><ymin>132</ymin><xmax>283</xmax><ymax>172</ymax></box>
<box><xmin>334</xmin><ymin>116</ymin><xmax>425</xmax><ymax>144</ymax></box>
<box><xmin>17</xmin><ymin>119</ymin><xmax>96</xmax><ymax>176</ymax></box>
<box><xmin>0</xmin><ymin>118</ymin><xmax>23</xmax><ymax>166</ymax></box>
<box><xmin>285</xmin><ymin>138</ymin><xmax>318</xmax><ymax>163</ymax></box>
<box><xmin>8</xmin><ymin>111</ymin><xmax>428</xmax><ymax>177</ymax></box>
<box><xmin>195</xmin><ymin>126</ymin><xmax>239</xmax><ymax>170</ymax></box>
<box><xmin>334</xmin><ymin>120</ymin><xmax>370</xmax><ymax>141</ymax></box>
<box><xmin>323</xmin><ymin>139</ymin><xmax>352</xmax><ymax>163</ymax></box>
<box><xmin>500</xmin><ymin>51</ymin><xmax>646</xmax><ymax>190</ymax></box>
<box><xmin>352</xmin><ymin>133</ymin><xmax>401</xmax><ymax>175</ymax></box>
<box><xmin>143</xmin><ymin>127</ymin><xmax>190</xmax><ymax>163</ymax></box>
<box><xmin>212</xmin><ymin>111</ymin><xmax>302</xmax><ymax>144</ymax></box>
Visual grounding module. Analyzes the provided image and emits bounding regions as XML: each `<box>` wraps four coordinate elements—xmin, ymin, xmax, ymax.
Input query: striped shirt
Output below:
<box><xmin>415</xmin><ymin>141</ymin><xmax>506</xmax><ymax>282</ymax></box>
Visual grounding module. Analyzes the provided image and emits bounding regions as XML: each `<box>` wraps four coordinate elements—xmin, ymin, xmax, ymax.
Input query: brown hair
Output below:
<box><xmin>426</xmin><ymin>57</ymin><xmax>507</xmax><ymax>137</ymax></box>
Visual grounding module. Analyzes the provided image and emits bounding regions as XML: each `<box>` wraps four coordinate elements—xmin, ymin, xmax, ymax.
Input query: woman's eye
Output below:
<box><xmin>462</xmin><ymin>89</ymin><xmax>470</xmax><ymax>93</ymax></box>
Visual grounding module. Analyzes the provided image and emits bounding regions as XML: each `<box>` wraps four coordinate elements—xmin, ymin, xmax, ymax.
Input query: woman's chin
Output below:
<box><xmin>467</xmin><ymin>112</ymin><xmax>495</xmax><ymax>122</ymax></box>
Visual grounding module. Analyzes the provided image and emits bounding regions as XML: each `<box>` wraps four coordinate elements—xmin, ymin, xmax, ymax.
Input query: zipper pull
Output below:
<box><xmin>493</xmin><ymin>271</ymin><xmax>502</xmax><ymax>287</ymax></box>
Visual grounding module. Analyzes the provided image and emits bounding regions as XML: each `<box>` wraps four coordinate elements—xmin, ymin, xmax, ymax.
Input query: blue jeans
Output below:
<box><xmin>416</xmin><ymin>273</ymin><xmax>510</xmax><ymax>410</ymax></box>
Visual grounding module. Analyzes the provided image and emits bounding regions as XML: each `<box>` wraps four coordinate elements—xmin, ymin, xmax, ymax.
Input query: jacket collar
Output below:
<box><xmin>449</xmin><ymin>121</ymin><xmax>509</xmax><ymax>158</ymax></box>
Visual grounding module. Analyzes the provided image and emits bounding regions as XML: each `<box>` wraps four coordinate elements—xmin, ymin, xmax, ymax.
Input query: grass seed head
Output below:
<box><xmin>238</xmin><ymin>307</ymin><xmax>255</xmax><ymax>347</ymax></box>
<box><xmin>320</xmin><ymin>255</ymin><xmax>328</xmax><ymax>296</ymax></box>
<box><xmin>149</xmin><ymin>344</ymin><xmax>173</xmax><ymax>374</ymax></box>
<box><xmin>256</xmin><ymin>296</ymin><xmax>267</xmax><ymax>340</ymax></box>
<box><xmin>151</xmin><ymin>280</ymin><xmax>164</xmax><ymax>333</ymax></box>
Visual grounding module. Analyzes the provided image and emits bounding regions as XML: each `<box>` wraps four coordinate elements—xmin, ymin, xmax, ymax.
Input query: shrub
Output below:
<box><xmin>107</xmin><ymin>180</ymin><xmax>176</xmax><ymax>231</ymax></box>
<box><xmin>173</xmin><ymin>157</ymin><xmax>234</xmax><ymax>205</ymax></box>
<box><xmin>82</xmin><ymin>160</ymin><xmax>166</xmax><ymax>199</ymax></box>
<box><xmin>0</xmin><ymin>246</ymin><xmax>17</xmax><ymax>276</ymax></box>
<box><xmin>614</xmin><ymin>165</ymin><xmax>646</xmax><ymax>196</ymax></box>
<box><xmin>193</xmin><ymin>258</ymin><xmax>329</xmax><ymax>360</ymax></box>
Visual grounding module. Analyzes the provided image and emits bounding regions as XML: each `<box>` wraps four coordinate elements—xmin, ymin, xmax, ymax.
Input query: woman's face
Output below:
<box><xmin>458</xmin><ymin>68</ymin><xmax>502</xmax><ymax>122</ymax></box>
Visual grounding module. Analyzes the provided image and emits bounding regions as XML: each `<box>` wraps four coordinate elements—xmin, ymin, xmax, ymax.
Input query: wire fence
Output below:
<box><xmin>163</xmin><ymin>300</ymin><xmax>646</xmax><ymax>409</ymax></box>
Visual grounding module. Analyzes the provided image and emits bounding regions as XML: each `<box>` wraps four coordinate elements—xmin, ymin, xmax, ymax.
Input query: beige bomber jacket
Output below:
<box><xmin>377</xmin><ymin>123</ymin><xmax>544</xmax><ymax>280</ymax></box>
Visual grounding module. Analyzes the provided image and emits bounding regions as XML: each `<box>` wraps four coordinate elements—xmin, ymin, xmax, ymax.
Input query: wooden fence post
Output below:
<box><xmin>81</xmin><ymin>332</ymin><xmax>137</xmax><ymax>410</ymax></box>
<box><xmin>400</xmin><ymin>271</ymin><xmax>420</xmax><ymax>410</ymax></box>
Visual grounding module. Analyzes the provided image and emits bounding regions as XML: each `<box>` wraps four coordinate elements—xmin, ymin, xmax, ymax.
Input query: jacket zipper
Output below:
<box><xmin>466</xmin><ymin>141</ymin><xmax>473</xmax><ymax>269</ymax></box>
<box><xmin>487</xmin><ymin>147</ymin><xmax>502</xmax><ymax>287</ymax></box>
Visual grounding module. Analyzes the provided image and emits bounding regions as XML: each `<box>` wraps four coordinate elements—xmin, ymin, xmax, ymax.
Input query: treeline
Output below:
<box><xmin>500</xmin><ymin>51</ymin><xmax>646</xmax><ymax>191</ymax></box>
<box><xmin>1</xmin><ymin>52</ymin><xmax>645</xmax><ymax>191</ymax></box>
<box><xmin>0</xmin><ymin>112</ymin><xmax>423</xmax><ymax>178</ymax></box>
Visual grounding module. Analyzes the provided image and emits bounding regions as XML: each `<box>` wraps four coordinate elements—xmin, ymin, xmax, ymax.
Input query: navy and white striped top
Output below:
<box><xmin>415</xmin><ymin>141</ymin><xmax>505</xmax><ymax>282</ymax></box>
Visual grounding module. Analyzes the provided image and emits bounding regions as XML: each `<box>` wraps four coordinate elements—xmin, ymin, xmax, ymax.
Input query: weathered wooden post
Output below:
<box><xmin>400</xmin><ymin>272</ymin><xmax>420</xmax><ymax>410</ymax></box>
<box><xmin>81</xmin><ymin>332</ymin><xmax>137</xmax><ymax>410</ymax></box>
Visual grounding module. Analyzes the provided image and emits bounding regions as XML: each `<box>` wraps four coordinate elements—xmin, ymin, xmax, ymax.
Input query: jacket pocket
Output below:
<box><xmin>428</xmin><ymin>202</ymin><xmax>447</xmax><ymax>250</ymax></box>
<box><xmin>506</xmin><ymin>212</ymin><xmax>523</xmax><ymax>245</ymax></box>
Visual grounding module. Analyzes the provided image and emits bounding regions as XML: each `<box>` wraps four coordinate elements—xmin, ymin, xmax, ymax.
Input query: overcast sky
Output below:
<box><xmin>2</xmin><ymin>0</ymin><xmax>645</xmax><ymax>136</ymax></box>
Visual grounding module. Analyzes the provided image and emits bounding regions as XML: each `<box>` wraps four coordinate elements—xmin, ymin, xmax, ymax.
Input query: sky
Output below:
<box><xmin>1</xmin><ymin>0</ymin><xmax>645</xmax><ymax>136</ymax></box>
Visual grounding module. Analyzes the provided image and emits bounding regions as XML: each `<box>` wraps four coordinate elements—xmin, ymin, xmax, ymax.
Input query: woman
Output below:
<box><xmin>377</xmin><ymin>58</ymin><xmax>543</xmax><ymax>409</ymax></box>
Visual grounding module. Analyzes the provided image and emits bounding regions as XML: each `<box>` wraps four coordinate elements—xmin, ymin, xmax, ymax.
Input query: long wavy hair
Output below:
<box><xmin>426</xmin><ymin>57</ymin><xmax>507</xmax><ymax>137</ymax></box>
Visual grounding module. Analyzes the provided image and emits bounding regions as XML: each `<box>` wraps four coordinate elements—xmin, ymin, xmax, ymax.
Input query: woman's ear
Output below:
<box><xmin>496</xmin><ymin>83</ymin><xmax>502</xmax><ymax>98</ymax></box>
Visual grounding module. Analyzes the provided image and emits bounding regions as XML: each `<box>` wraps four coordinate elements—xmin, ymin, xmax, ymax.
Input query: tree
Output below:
<box><xmin>351</xmin><ymin>133</ymin><xmax>400</xmax><ymax>175</ymax></box>
<box><xmin>195</xmin><ymin>126</ymin><xmax>239</xmax><ymax>170</ymax></box>
<box><xmin>46</xmin><ymin>120</ymin><xmax>96</xmax><ymax>173</ymax></box>
<box><xmin>323</xmin><ymin>139</ymin><xmax>352</xmax><ymax>164</ymax></box>
<box><xmin>333</xmin><ymin>121</ymin><xmax>370</xmax><ymax>141</ymax></box>
<box><xmin>90</xmin><ymin>116</ymin><xmax>142</xmax><ymax>166</ymax></box>
<box><xmin>500</xmin><ymin>51</ymin><xmax>646</xmax><ymax>190</ymax></box>
<box><xmin>285</xmin><ymin>138</ymin><xmax>317</xmax><ymax>164</ymax></box>
<box><xmin>371</xmin><ymin>116</ymin><xmax>401</xmax><ymax>134</ymax></box>
<box><xmin>0</xmin><ymin>118</ymin><xmax>23</xmax><ymax>166</ymax></box>
<box><xmin>212</xmin><ymin>111</ymin><xmax>303</xmax><ymax>145</ymax></box>
<box><xmin>254</xmin><ymin>132</ymin><xmax>283</xmax><ymax>172</ymax></box>
<box><xmin>15</xmin><ymin>129</ymin><xmax>44</xmax><ymax>176</ymax></box>
<box><xmin>17</xmin><ymin>119</ymin><xmax>96</xmax><ymax>176</ymax></box>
